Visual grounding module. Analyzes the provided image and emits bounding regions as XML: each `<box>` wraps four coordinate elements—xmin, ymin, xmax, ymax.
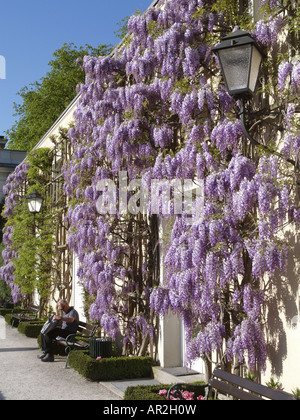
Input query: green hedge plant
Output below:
<box><xmin>68</xmin><ymin>351</ymin><xmax>155</xmax><ymax>381</ymax></box>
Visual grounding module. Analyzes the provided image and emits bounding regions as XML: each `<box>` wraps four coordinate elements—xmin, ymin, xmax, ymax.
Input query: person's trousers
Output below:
<box><xmin>40</xmin><ymin>328</ymin><xmax>71</xmax><ymax>355</ymax></box>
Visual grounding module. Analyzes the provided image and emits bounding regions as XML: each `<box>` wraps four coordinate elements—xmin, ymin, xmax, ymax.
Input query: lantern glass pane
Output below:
<box><xmin>27</xmin><ymin>197</ymin><xmax>42</xmax><ymax>213</ymax></box>
<box><xmin>218</xmin><ymin>44</ymin><xmax>252</xmax><ymax>93</ymax></box>
<box><xmin>249</xmin><ymin>46</ymin><xmax>262</xmax><ymax>94</ymax></box>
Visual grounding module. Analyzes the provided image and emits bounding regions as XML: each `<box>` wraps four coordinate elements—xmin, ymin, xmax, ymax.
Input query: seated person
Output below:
<box><xmin>39</xmin><ymin>299</ymin><xmax>79</xmax><ymax>362</ymax></box>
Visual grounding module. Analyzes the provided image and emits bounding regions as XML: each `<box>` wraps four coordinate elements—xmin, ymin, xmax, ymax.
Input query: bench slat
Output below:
<box><xmin>56</xmin><ymin>322</ymin><xmax>98</xmax><ymax>348</ymax></box>
<box><xmin>79</xmin><ymin>322</ymin><xmax>95</xmax><ymax>330</ymax></box>
<box><xmin>213</xmin><ymin>369</ymin><xmax>295</xmax><ymax>400</ymax></box>
<box><xmin>209</xmin><ymin>378</ymin><xmax>263</xmax><ymax>400</ymax></box>
<box><xmin>167</xmin><ymin>368</ymin><xmax>296</xmax><ymax>401</ymax></box>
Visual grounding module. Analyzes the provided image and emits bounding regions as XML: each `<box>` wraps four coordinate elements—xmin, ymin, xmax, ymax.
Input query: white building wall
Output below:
<box><xmin>71</xmin><ymin>254</ymin><xmax>86</xmax><ymax>323</ymax></box>
<box><xmin>33</xmin><ymin>94</ymin><xmax>79</xmax><ymax>151</ymax></box>
<box><xmin>157</xmin><ymin>218</ymin><xmax>205</xmax><ymax>372</ymax></box>
<box><xmin>261</xmin><ymin>231</ymin><xmax>300</xmax><ymax>393</ymax></box>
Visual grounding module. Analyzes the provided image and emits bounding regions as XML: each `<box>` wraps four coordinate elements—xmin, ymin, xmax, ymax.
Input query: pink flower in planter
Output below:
<box><xmin>158</xmin><ymin>388</ymin><xmax>205</xmax><ymax>400</ymax></box>
<box><xmin>158</xmin><ymin>389</ymin><xmax>168</xmax><ymax>396</ymax></box>
<box><xmin>181</xmin><ymin>390</ymin><xmax>195</xmax><ymax>400</ymax></box>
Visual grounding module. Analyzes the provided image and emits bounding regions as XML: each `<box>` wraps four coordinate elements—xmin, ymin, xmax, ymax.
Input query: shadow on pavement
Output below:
<box><xmin>0</xmin><ymin>347</ymin><xmax>38</xmax><ymax>352</ymax></box>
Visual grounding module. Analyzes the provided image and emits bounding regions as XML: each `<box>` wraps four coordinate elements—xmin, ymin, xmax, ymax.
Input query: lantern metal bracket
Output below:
<box><xmin>238</xmin><ymin>99</ymin><xmax>297</xmax><ymax>168</ymax></box>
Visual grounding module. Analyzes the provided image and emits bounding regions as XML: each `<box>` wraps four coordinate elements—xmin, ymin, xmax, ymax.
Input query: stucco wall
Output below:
<box><xmin>262</xmin><ymin>230</ymin><xmax>300</xmax><ymax>393</ymax></box>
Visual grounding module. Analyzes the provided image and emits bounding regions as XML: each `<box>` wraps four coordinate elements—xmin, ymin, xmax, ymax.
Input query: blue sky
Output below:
<box><xmin>0</xmin><ymin>0</ymin><xmax>153</xmax><ymax>140</ymax></box>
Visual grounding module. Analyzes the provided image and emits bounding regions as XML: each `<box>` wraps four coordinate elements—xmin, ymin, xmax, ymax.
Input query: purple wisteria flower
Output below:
<box><xmin>278</xmin><ymin>62</ymin><xmax>292</xmax><ymax>91</ymax></box>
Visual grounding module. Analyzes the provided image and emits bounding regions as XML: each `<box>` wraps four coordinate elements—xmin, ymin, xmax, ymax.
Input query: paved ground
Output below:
<box><xmin>0</xmin><ymin>316</ymin><xmax>204</xmax><ymax>401</ymax></box>
<box><xmin>0</xmin><ymin>316</ymin><xmax>122</xmax><ymax>400</ymax></box>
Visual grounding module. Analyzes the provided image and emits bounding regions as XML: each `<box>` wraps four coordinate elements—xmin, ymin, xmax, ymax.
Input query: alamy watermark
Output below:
<box><xmin>96</xmin><ymin>171</ymin><xmax>204</xmax><ymax>224</ymax></box>
<box><xmin>0</xmin><ymin>55</ymin><xmax>6</xmax><ymax>79</ymax></box>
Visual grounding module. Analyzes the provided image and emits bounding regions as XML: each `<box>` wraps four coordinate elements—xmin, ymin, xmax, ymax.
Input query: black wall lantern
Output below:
<box><xmin>213</xmin><ymin>29</ymin><xmax>264</xmax><ymax>99</ymax></box>
<box><xmin>213</xmin><ymin>29</ymin><xmax>297</xmax><ymax>168</ymax></box>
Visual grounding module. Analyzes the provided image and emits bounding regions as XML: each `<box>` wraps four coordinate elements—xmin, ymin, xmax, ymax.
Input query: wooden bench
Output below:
<box><xmin>167</xmin><ymin>367</ymin><xmax>296</xmax><ymax>400</ymax></box>
<box><xmin>11</xmin><ymin>304</ymin><xmax>40</xmax><ymax>328</ymax></box>
<box><xmin>55</xmin><ymin>320</ymin><xmax>99</xmax><ymax>368</ymax></box>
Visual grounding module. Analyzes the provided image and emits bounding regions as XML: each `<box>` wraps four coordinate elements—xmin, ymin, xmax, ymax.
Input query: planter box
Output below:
<box><xmin>0</xmin><ymin>307</ymin><xmax>20</xmax><ymax>317</ymax></box>
<box><xmin>68</xmin><ymin>351</ymin><xmax>155</xmax><ymax>382</ymax></box>
<box><xmin>18</xmin><ymin>321</ymin><xmax>44</xmax><ymax>338</ymax></box>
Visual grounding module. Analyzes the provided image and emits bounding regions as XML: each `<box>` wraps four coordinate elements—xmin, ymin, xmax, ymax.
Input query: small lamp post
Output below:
<box><xmin>25</xmin><ymin>190</ymin><xmax>43</xmax><ymax>227</ymax></box>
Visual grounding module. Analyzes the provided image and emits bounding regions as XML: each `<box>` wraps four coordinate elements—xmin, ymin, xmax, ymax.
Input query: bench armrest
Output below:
<box><xmin>90</xmin><ymin>325</ymin><xmax>99</xmax><ymax>337</ymax></box>
<box><xmin>65</xmin><ymin>324</ymin><xmax>99</xmax><ymax>349</ymax></box>
<box><xmin>65</xmin><ymin>334</ymin><xmax>89</xmax><ymax>348</ymax></box>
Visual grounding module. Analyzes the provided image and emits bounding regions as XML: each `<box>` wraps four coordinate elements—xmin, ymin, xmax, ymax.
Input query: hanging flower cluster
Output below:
<box><xmin>2</xmin><ymin>162</ymin><xmax>30</xmax><ymax>218</ymax></box>
<box><xmin>0</xmin><ymin>162</ymin><xmax>30</xmax><ymax>302</ymax></box>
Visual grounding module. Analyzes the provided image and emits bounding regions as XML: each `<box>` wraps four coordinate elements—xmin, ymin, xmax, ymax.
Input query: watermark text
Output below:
<box><xmin>96</xmin><ymin>171</ymin><xmax>204</xmax><ymax>224</ymax></box>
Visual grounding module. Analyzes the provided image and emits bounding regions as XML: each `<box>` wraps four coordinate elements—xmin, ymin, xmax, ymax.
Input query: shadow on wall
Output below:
<box><xmin>264</xmin><ymin>230</ymin><xmax>300</xmax><ymax>377</ymax></box>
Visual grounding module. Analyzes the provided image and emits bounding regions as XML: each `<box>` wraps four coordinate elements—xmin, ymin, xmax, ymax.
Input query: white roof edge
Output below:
<box><xmin>31</xmin><ymin>92</ymin><xmax>80</xmax><ymax>152</ymax></box>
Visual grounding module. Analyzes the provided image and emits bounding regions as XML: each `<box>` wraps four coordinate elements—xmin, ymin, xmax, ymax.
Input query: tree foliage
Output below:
<box><xmin>6</xmin><ymin>43</ymin><xmax>112</xmax><ymax>151</ymax></box>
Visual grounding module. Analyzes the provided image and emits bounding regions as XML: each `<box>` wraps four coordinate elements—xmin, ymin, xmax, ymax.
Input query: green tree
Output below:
<box><xmin>6</xmin><ymin>43</ymin><xmax>112</xmax><ymax>151</ymax></box>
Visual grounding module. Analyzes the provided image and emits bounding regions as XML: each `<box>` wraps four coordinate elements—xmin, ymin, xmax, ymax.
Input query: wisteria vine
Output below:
<box><xmin>61</xmin><ymin>0</ymin><xmax>300</xmax><ymax>368</ymax></box>
<box><xmin>0</xmin><ymin>162</ymin><xmax>30</xmax><ymax>303</ymax></box>
<box><xmin>0</xmin><ymin>149</ymin><xmax>55</xmax><ymax>306</ymax></box>
<box><xmin>2</xmin><ymin>0</ymin><xmax>300</xmax><ymax>371</ymax></box>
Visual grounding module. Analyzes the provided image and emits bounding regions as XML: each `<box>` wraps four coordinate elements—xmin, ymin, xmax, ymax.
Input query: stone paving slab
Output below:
<box><xmin>0</xmin><ymin>317</ymin><xmax>121</xmax><ymax>401</ymax></box>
